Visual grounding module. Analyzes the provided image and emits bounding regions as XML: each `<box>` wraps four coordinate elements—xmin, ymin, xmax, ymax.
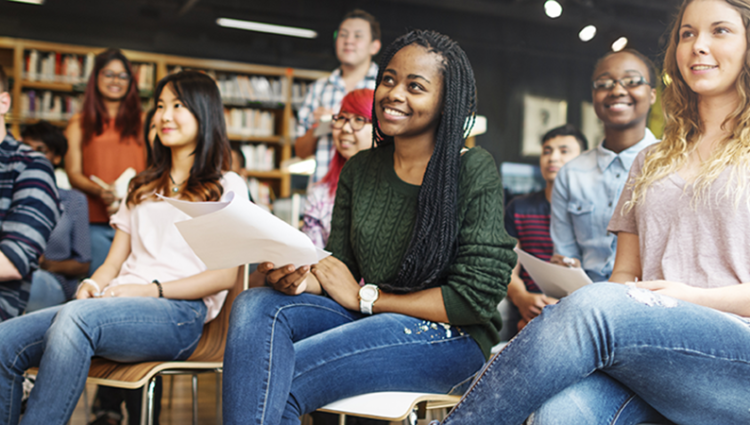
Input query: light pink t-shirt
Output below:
<box><xmin>107</xmin><ymin>172</ymin><xmax>249</xmax><ymax>323</ymax></box>
<box><xmin>608</xmin><ymin>148</ymin><xmax>750</xmax><ymax>288</ymax></box>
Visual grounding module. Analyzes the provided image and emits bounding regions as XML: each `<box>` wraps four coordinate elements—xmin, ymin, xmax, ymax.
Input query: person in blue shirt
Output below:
<box><xmin>550</xmin><ymin>48</ymin><xmax>658</xmax><ymax>281</ymax></box>
<box><xmin>21</xmin><ymin>121</ymin><xmax>91</xmax><ymax>312</ymax></box>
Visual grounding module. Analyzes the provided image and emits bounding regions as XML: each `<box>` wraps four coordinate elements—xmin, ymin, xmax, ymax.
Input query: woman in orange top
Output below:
<box><xmin>65</xmin><ymin>48</ymin><xmax>146</xmax><ymax>277</ymax></box>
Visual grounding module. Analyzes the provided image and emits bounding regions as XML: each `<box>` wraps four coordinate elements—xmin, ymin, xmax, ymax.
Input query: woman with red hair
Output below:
<box><xmin>65</xmin><ymin>48</ymin><xmax>146</xmax><ymax>277</ymax></box>
<box><xmin>302</xmin><ymin>88</ymin><xmax>374</xmax><ymax>248</ymax></box>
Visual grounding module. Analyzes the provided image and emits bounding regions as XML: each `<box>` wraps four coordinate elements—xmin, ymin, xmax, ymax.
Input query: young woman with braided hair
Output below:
<box><xmin>222</xmin><ymin>29</ymin><xmax>516</xmax><ymax>424</ymax></box>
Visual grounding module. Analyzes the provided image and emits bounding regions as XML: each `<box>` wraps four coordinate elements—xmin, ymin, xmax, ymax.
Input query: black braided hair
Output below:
<box><xmin>372</xmin><ymin>29</ymin><xmax>477</xmax><ymax>293</ymax></box>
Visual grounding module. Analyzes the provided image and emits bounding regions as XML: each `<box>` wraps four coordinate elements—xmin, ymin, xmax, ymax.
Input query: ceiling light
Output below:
<box><xmin>579</xmin><ymin>25</ymin><xmax>597</xmax><ymax>42</ymax></box>
<box><xmin>217</xmin><ymin>18</ymin><xmax>317</xmax><ymax>39</ymax></box>
<box><xmin>612</xmin><ymin>37</ymin><xmax>628</xmax><ymax>52</ymax></box>
<box><xmin>7</xmin><ymin>0</ymin><xmax>44</xmax><ymax>4</ymax></box>
<box><xmin>544</xmin><ymin>0</ymin><xmax>563</xmax><ymax>19</ymax></box>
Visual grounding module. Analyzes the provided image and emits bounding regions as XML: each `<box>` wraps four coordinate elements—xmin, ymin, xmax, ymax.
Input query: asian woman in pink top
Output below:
<box><xmin>0</xmin><ymin>71</ymin><xmax>248</xmax><ymax>425</ymax></box>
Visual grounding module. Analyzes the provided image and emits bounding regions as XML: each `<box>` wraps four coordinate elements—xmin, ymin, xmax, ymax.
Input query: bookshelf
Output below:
<box><xmin>0</xmin><ymin>37</ymin><xmax>330</xmax><ymax>201</ymax></box>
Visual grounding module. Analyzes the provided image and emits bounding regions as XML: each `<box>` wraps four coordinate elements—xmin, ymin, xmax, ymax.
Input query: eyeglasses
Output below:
<box><xmin>331</xmin><ymin>114</ymin><xmax>371</xmax><ymax>131</ymax></box>
<box><xmin>100</xmin><ymin>70</ymin><xmax>131</xmax><ymax>82</ymax></box>
<box><xmin>592</xmin><ymin>76</ymin><xmax>649</xmax><ymax>91</ymax></box>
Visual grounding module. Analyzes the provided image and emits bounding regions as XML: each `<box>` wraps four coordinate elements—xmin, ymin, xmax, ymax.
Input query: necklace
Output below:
<box><xmin>169</xmin><ymin>174</ymin><xmax>188</xmax><ymax>193</ymax></box>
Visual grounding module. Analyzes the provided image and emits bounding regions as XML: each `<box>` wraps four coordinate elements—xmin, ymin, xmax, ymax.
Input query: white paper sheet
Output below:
<box><xmin>90</xmin><ymin>167</ymin><xmax>137</xmax><ymax>199</ymax></box>
<box><xmin>514</xmin><ymin>247</ymin><xmax>592</xmax><ymax>299</ymax></box>
<box><xmin>160</xmin><ymin>192</ymin><xmax>330</xmax><ymax>270</ymax></box>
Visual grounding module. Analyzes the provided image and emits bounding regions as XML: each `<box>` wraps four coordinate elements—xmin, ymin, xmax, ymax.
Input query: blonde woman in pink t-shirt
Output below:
<box><xmin>0</xmin><ymin>71</ymin><xmax>248</xmax><ymax>425</ymax></box>
<box><xmin>437</xmin><ymin>1</ymin><xmax>750</xmax><ymax>424</ymax></box>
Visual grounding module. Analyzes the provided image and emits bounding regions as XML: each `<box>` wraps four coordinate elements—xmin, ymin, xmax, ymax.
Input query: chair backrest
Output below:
<box><xmin>185</xmin><ymin>265</ymin><xmax>246</xmax><ymax>362</ymax></box>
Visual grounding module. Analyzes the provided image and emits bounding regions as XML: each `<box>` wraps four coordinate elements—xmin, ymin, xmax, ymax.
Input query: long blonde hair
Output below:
<box><xmin>626</xmin><ymin>0</ymin><xmax>750</xmax><ymax>210</ymax></box>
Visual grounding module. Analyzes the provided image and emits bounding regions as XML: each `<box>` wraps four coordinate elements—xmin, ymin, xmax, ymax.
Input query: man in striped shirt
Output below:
<box><xmin>0</xmin><ymin>65</ymin><xmax>61</xmax><ymax>321</ymax></box>
<box><xmin>503</xmin><ymin>124</ymin><xmax>586</xmax><ymax>336</ymax></box>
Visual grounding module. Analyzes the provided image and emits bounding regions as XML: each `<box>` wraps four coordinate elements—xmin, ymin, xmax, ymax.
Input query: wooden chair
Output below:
<box><xmin>317</xmin><ymin>392</ymin><xmax>461</xmax><ymax>425</ymax></box>
<box><xmin>80</xmin><ymin>265</ymin><xmax>248</xmax><ymax>425</ymax></box>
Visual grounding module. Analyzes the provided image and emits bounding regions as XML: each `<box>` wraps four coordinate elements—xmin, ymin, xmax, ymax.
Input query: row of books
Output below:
<box><xmin>22</xmin><ymin>50</ymin><xmax>154</xmax><ymax>91</ymax></box>
<box><xmin>291</xmin><ymin>80</ymin><xmax>312</xmax><ymax>108</ymax></box>
<box><xmin>216</xmin><ymin>74</ymin><xmax>285</xmax><ymax>105</ymax></box>
<box><xmin>23</xmin><ymin>50</ymin><xmax>95</xmax><ymax>84</ymax></box>
<box><xmin>170</xmin><ymin>66</ymin><xmax>286</xmax><ymax>105</ymax></box>
<box><xmin>131</xmin><ymin>63</ymin><xmax>156</xmax><ymax>92</ymax></box>
<box><xmin>239</xmin><ymin>143</ymin><xmax>276</xmax><ymax>172</ymax></box>
<box><xmin>224</xmin><ymin>108</ymin><xmax>275</xmax><ymax>137</ymax></box>
<box><xmin>19</xmin><ymin>90</ymin><xmax>81</xmax><ymax>121</ymax></box>
<box><xmin>247</xmin><ymin>177</ymin><xmax>273</xmax><ymax>209</ymax></box>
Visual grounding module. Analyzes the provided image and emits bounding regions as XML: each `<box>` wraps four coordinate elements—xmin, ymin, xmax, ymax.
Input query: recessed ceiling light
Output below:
<box><xmin>579</xmin><ymin>25</ymin><xmax>597</xmax><ymax>42</ymax></box>
<box><xmin>612</xmin><ymin>37</ymin><xmax>628</xmax><ymax>52</ymax></box>
<box><xmin>544</xmin><ymin>0</ymin><xmax>563</xmax><ymax>19</ymax></box>
<box><xmin>7</xmin><ymin>0</ymin><xmax>44</xmax><ymax>4</ymax></box>
<box><xmin>216</xmin><ymin>18</ymin><xmax>317</xmax><ymax>39</ymax></box>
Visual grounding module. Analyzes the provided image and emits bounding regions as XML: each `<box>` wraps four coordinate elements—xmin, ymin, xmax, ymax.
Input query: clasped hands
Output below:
<box><xmin>258</xmin><ymin>256</ymin><xmax>362</xmax><ymax>310</ymax></box>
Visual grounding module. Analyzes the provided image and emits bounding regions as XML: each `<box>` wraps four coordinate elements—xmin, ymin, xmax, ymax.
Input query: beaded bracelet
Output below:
<box><xmin>152</xmin><ymin>279</ymin><xmax>164</xmax><ymax>298</ymax></box>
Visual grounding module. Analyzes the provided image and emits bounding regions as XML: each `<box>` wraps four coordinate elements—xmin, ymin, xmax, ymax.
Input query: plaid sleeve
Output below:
<box><xmin>296</xmin><ymin>79</ymin><xmax>320</xmax><ymax>137</ymax></box>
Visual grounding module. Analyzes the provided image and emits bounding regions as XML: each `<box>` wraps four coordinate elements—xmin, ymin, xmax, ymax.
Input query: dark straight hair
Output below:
<box><xmin>373</xmin><ymin>29</ymin><xmax>477</xmax><ymax>293</ymax></box>
<box><xmin>143</xmin><ymin>108</ymin><xmax>156</xmax><ymax>167</ymax></box>
<box><xmin>80</xmin><ymin>48</ymin><xmax>142</xmax><ymax>145</ymax></box>
<box><xmin>127</xmin><ymin>71</ymin><xmax>231</xmax><ymax>206</ymax></box>
<box><xmin>542</xmin><ymin>124</ymin><xmax>589</xmax><ymax>152</ymax></box>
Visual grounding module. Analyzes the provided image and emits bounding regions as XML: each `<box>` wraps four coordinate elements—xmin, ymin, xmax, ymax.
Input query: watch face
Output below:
<box><xmin>360</xmin><ymin>285</ymin><xmax>378</xmax><ymax>301</ymax></box>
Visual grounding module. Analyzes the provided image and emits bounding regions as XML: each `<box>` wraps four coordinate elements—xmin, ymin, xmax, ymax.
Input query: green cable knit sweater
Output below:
<box><xmin>326</xmin><ymin>143</ymin><xmax>517</xmax><ymax>359</ymax></box>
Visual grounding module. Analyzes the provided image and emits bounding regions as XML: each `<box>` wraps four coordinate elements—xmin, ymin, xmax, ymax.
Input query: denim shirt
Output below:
<box><xmin>550</xmin><ymin>129</ymin><xmax>658</xmax><ymax>282</ymax></box>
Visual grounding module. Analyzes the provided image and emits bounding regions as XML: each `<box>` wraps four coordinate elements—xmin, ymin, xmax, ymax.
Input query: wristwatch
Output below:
<box><xmin>359</xmin><ymin>284</ymin><xmax>380</xmax><ymax>315</ymax></box>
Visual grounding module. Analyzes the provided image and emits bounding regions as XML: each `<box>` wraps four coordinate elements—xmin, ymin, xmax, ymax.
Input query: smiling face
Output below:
<box><xmin>676</xmin><ymin>0</ymin><xmax>747</xmax><ymax>100</ymax></box>
<box><xmin>540</xmin><ymin>135</ymin><xmax>582</xmax><ymax>184</ymax></box>
<box><xmin>332</xmin><ymin>112</ymin><xmax>373</xmax><ymax>159</ymax></box>
<box><xmin>97</xmin><ymin>59</ymin><xmax>131</xmax><ymax>101</ymax></box>
<box><xmin>375</xmin><ymin>44</ymin><xmax>445</xmax><ymax>141</ymax></box>
<box><xmin>592</xmin><ymin>52</ymin><xmax>657</xmax><ymax>130</ymax></box>
<box><xmin>336</xmin><ymin>18</ymin><xmax>381</xmax><ymax>68</ymax></box>
<box><xmin>154</xmin><ymin>83</ymin><xmax>199</xmax><ymax>152</ymax></box>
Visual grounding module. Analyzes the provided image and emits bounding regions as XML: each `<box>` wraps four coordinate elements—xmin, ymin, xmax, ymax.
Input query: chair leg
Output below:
<box><xmin>145</xmin><ymin>377</ymin><xmax>157</xmax><ymax>425</ymax></box>
<box><xmin>216</xmin><ymin>373</ymin><xmax>222</xmax><ymax>425</ymax></box>
<box><xmin>192</xmin><ymin>374</ymin><xmax>199</xmax><ymax>425</ymax></box>
<box><xmin>168</xmin><ymin>375</ymin><xmax>174</xmax><ymax>409</ymax></box>
<box><xmin>141</xmin><ymin>381</ymin><xmax>149</xmax><ymax>425</ymax></box>
<box><xmin>82</xmin><ymin>384</ymin><xmax>89</xmax><ymax>424</ymax></box>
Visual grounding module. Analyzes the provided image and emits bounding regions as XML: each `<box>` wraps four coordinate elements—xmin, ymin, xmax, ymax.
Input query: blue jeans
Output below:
<box><xmin>440</xmin><ymin>283</ymin><xmax>750</xmax><ymax>425</ymax></box>
<box><xmin>89</xmin><ymin>223</ymin><xmax>115</xmax><ymax>277</ymax></box>
<box><xmin>25</xmin><ymin>270</ymin><xmax>66</xmax><ymax>313</ymax></box>
<box><xmin>223</xmin><ymin>287</ymin><xmax>486</xmax><ymax>425</ymax></box>
<box><xmin>0</xmin><ymin>297</ymin><xmax>207</xmax><ymax>425</ymax></box>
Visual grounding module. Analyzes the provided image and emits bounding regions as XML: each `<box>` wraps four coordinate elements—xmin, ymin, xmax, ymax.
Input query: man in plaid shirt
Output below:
<box><xmin>295</xmin><ymin>9</ymin><xmax>381</xmax><ymax>183</ymax></box>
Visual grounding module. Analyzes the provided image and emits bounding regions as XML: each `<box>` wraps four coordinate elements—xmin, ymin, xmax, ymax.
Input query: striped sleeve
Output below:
<box><xmin>0</xmin><ymin>152</ymin><xmax>61</xmax><ymax>278</ymax></box>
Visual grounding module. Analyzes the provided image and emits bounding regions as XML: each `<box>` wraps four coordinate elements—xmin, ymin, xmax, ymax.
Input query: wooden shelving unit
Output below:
<box><xmin>0</xmin><ymin>36</ymin><xmax>330</xmax><ymax>200</ymax></box>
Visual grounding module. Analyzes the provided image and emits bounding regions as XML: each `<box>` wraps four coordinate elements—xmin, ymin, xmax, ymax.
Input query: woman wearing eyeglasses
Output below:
<box><xmin>63</xmin><ymin>48</ymin><xmax>146</xmax><ymax>425</ymax></box>
<box><xmin>65</xmin><ymin>48</ymin><xmax>146</xmax><ymax>278</ymax></box>
<box><xmin>548</xmin><ymin>48</ymin><xmax>658</xmax><ymax>282</ymax></box>
<box><xmin>302</xmin><ymin>88</ymin><xmax>374</xmax><ymax>249</ymax></box>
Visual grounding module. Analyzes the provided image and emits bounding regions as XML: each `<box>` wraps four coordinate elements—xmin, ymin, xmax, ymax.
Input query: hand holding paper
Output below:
<box><xmin>160</xmin><ymin>192</ymin><xmax>330</xmax><ymax>270</ymax></box>
<box><xmin>514</xmin><ymin>247</ymin><xmax>592</xmax><ymax>299</ymax></box>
